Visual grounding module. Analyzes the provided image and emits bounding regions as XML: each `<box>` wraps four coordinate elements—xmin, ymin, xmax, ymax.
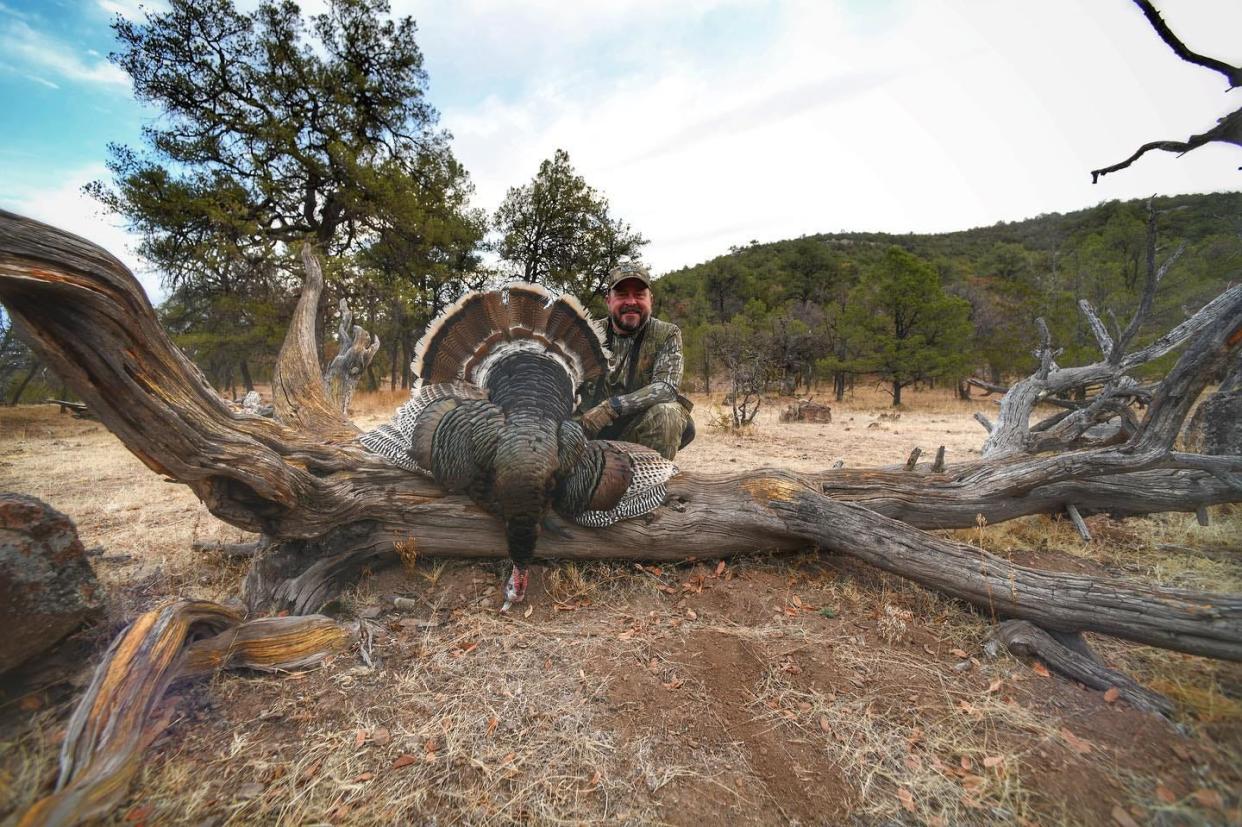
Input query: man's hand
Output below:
<box><xmin>578</xmin><ymin>400</ymin><xmax>619</xmax><ymax>437</ymax></box>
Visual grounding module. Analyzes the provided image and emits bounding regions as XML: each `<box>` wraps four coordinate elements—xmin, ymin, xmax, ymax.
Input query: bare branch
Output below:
<box><xmin>1131</xmin><ymin>0</ymin><xmax>1242</xmax><ymax>88</ymax></box>
<box><xmin>1092</xmin><ymin>108</ymin><xmax>1242</xmax><ymax>183</ymax></box>
<box><xmin>1077</xmin><ymin>299</ymin><xmax>1114</xmax><ymax>356</ymax></box>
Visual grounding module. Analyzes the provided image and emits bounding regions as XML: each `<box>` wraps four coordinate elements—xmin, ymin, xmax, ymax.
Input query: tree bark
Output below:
<box><xmin>2</xmin><ymin>210</ymin><xmax>1241</xmax><ymax>662</ymax></box>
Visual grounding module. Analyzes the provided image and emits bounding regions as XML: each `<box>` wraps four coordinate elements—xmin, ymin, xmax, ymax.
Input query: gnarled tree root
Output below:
<box><xmin>17</xmin><ymin>599</ymin><xmax>355</xmax><ymax>827</ymax></box>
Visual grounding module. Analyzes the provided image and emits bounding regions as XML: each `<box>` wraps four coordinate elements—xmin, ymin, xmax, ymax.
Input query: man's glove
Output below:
<box><xmin>579</xmin><ymin>399</ymin><xmax>620</xmax><ymax>437</ymax></box>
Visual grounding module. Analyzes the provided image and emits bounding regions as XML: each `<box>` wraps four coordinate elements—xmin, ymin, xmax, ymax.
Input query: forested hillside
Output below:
<box><xmin>655</xmin><ymin>192</ymin><xmax>1242</xmax><ymax>403</ymax></box>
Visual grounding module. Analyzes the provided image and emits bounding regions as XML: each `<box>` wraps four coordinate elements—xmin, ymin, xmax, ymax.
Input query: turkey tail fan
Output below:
<box><xmin>413</xmin><ymin>291</ymin><xmax>506</xmax><ymax>385</ymax></box>
<box><xmin>410</xmin><ymin>283</ymin><xmax>608</xmax><ymax>392</ymax></box>
<box><xmin>544</xmin><ymin>294</ymin><xmax>609</xmax><ymax>382</ymax></box>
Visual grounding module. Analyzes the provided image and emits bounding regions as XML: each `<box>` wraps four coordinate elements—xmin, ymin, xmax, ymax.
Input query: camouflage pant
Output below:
<box><xmin>601</xmin><ymin>402</ymin><xmax>693</xmax><ymax>460</ymax></box>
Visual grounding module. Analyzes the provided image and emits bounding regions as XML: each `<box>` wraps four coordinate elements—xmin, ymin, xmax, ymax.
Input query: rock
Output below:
<box><xmin>0</xmin><ymin>494</ymin><xmax>102</xmax><ymax>674</ymax></box>
<box><xmin>780</xmin><ymin>399</ymin><xmax>833</xmax><ymax>424</ymax></box>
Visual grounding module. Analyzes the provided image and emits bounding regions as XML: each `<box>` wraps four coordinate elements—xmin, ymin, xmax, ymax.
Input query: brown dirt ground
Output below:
<box><xmin>1</xmin><ymin>387</ymin><xmax>1240</xmax><ymax>826</ymax></box>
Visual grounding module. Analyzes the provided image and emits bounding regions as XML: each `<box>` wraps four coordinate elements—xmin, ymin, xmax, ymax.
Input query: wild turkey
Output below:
<box><xmin>360</xmin><ymin>284</ymin><xmax>677</xmax><ymax>609</ymax></box>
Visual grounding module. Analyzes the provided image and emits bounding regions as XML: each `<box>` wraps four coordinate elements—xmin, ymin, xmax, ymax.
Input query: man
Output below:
<box><xmin>577</xmin><ymin>262</ymin><xmax>695</xmax><ymax>460</ymax></box>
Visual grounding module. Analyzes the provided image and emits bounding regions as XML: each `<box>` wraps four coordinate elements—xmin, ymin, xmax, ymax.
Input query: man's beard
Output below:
<box><xmin>611</xmin><ymin>306</ymin><xmax>648</xmax><ymax>333</ymax></box>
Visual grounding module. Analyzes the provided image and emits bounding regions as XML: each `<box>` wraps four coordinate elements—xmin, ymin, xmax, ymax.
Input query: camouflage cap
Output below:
<box><xmin>607</xmin><ymin>262</ymin><xmax>652</xmax><ymax>292</ymax></box>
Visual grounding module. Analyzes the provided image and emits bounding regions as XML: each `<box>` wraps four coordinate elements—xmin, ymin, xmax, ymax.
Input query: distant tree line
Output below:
<box><xmin>656</xmin><ymin>193</ymin><xmax>1241</xmax><ymax>405</ymax></box>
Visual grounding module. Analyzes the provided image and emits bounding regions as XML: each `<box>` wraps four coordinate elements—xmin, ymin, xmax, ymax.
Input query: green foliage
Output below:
<box><xmin>657</xmin><ymin>193</ymin><xmax>1241</xmax><ymax>398</ymax></box>
<box><xmin>840</xmin><ymin>248</ymin><xmax>972</xmax><ymax>405</ymax></box>
<box><xmin>493</xmin><ymin>149</ymin><xmax>647</xmax><ymax>304</ymax></box>
<box><xmin>88</xmin><ymin>0</ymin><xmax>485</xmax><ymax>390</ymax></box>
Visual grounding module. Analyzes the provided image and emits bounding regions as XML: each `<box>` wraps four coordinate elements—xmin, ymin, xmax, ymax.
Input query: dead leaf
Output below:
<box><xmin>686</xmin><ymin>609</ymin><xmax>698</xmax><ymax>620</ymax></box>
<box><xmin>353</xmin><ymin>772</ymin><xmax>375</xmax><ymax>783</ymax></box>
<box><xmin>987</xmin><ymin>679</ymin><xmax>1003</xmax><ymax>693</ymax></box>
<box><xmin>354</xmin><ymin>729</ymin><xmax>367</xmax><ymax>748</ymax></box>
<box><xmin>1171</xmin><ymin>743</ymin><xmax>1193</xmax><ymax>760</ymax></box>
<box><xmin>487</xmin><ymin>717</ymin><xmax>498</xmax><ymax>737</ymax></box>
<box><xmin>983</xmin><ymin>755</ymin><xmax>1003</xmax><ymax>769</ymax></box>
<box><xmin>1192</xmin><ymin>788</ymin><xmax>1224</xmax><ymax>810</ymax></box>
<box><xmin>715</xmin><ymin>560</ymin><xmax>726</xmax><ymax>577</ymax></box>
<box><xmin>951</xmin><ymin>648</ymin><xmax>968</xmax><ymax>658</ymax></box>
<box><xmin>372</xmin><ymin>727</ymin><xmax>391</xmax><ymax>747</ymax></box>
<box><xmin>791</xmin><ymin>595</ymin><xmax>803</xmax><ymax>608</ymax></box>
<box><xmin>392</xmin><ymin>754</ymin><xmax>417</xmax><ymax>769</ymax></box>
<box><xmin>819</xmin><ymin>716</ymin><xmax>831</xmax><ymax>733</ymax></box>
<box><xmin>523</xmin><ymin>605</ymin><xmax>533</xmax><ymax>618</ymax></box>
<box><xmin>663</xmin><ymin>677</ymin><xmax>684</xmax><ymax>690</ymax></box>
<box><xmin>1104</xmin><ymin>687</ymin><xmax>1120</xmax><ymax>703</ymax></box>
<box><xmin>958</xmin><ymin>700</ymin><xmax>976</xmax><ymax>714</ymax></box>
<box><xmin>960</xmin><ymin>756</ymin><xmax>973</xmax><ymax>771</ymax></box>
<box><xmin>1032</xmin><ymin>661</ymin><xmax>1051</xmax><ymax>678</ymax></box>
<box><xmin>903</xmin><ymin>754</ymin><xmax>922</xmax><ymax>771</ymax></box>
<box><xmin>500</xmin><ymin>751</ymin><xmax>516</xmax><ymax>765</ymax></box>
<box><xmin>1059</xmin><ymin>727</ymin><xmax>1092</xmax><ymax>755</ymax></box>
<box><xmin>301</xmin><ymin>759</ymin><xmax>322</xmax><ymax>780</ymax></box>
<box><xmin>425</xmin><ymin>738</ymin><xmax>439</xmax><ymax>754</ymax></box>
<box><xmin>897</xmin><ymin>787</ymin><xmax>915</xmax><ymax>812</ymax></box>
<box><xmin>923</xmin><ymin>644</ymin><xmax>936</xmax><ymax>656</ymax></box>
<box><xmin>1155</xmin><ymin>784</ymin><xmax>1177</xmax><ymax>804</ymax></box>
<box><xmin>1111</xmin><ymin>805</ymin><xmax>1141</xmax><ymax>827</ymax></box>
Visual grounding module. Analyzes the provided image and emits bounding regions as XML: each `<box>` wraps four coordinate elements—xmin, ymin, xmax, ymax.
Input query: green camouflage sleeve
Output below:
<box><xmin>612</xmin><ymin>328</ymin><xmax>683</xmax><ymax>417</ymax></box>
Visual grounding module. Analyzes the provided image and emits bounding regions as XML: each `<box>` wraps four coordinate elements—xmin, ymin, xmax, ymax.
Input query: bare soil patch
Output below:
<box><xmin>2</xmin><ymin>389</ymin><xmax>1240</xmax><ymax>826</ymax></box>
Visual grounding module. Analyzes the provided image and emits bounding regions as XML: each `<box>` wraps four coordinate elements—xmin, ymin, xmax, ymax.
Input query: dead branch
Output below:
<box><xmin>1091</xmin><ymin>2</ymin><xmax>1242</xmax><ymax>181</ymax></box>
<box><xmin>323</xmin><ymin>292</ymin><xmax>380</xmax><ymax>414</ymax></box>
<box><xmin>986</xmin><ymin>620</ymin><xmax>1173</xmax><ymax>717</ymax></box>
<box><xmin>982</xmin><ymin>203</ymin><xmax>1230</xmax><ymax>458</ymax></box>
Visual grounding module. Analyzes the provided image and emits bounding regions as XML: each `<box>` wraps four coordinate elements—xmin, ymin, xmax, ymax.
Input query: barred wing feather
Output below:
<box><xmin>557</xmin><ymin>440</ymin><xmax>677</xmax><ymax>527</ymax></box>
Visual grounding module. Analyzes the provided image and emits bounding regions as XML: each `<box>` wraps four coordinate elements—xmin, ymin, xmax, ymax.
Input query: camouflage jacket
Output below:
<box><xmin>580</xmin><ymin>317</ymin><xmax>688</xmax><ymax>417</ymax></box>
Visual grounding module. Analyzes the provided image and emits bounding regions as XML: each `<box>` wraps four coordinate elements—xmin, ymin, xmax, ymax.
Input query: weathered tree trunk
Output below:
<box><xmin>1184</xmin><ymin>350</ymin><xmax>1242</xmax><ymax>456</ymax></box>
<box><xmin>314</xmin><ymin>251</ymin><xmax>379</xmax><ymax>414</ymax></box>
<box><xmin>2</xmin><ymin>211</ymin><xmax>1241</xmax><ymax>664</ymax></box>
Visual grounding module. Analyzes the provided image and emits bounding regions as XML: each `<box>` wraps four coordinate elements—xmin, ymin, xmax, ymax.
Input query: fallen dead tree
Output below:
<box><xmin>2</xmin><ymin>210</ymin><xmax>1241</xmax><ymax>671</ymax></box>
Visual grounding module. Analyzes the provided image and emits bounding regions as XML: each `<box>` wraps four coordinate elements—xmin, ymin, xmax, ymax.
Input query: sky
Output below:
<box><xmin>1</xmin><ymin>0</ymin><xmax>1239</xmax><ymax>303</ymax></box>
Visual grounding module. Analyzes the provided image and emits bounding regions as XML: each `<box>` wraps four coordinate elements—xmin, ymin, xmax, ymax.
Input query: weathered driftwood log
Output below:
<box><xmin>2</xmin><ymin>211</ymin><xmax>1241</xmax><ymax>662</ymax></box>
<box><xmin>17</xmin><ymin>599</ymin><xmax>355</xmax><ymax>827</ymax></box>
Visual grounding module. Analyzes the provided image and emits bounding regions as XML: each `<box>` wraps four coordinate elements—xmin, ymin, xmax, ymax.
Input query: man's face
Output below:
<box><xmin>606</xmin><ymin>279</ymin><xmax>652</xmax><ymax>334</ymax></box>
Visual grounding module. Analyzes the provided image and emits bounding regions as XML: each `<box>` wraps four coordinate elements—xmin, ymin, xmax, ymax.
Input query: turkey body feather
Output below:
<box><xmin>360</xmin><ymin>285</ymin><xmax>677</xmax><ymax>563</ymax></box>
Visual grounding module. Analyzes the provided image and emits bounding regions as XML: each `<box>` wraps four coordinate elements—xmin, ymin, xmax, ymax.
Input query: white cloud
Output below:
<box><xmin>0</xmin><ymin>19</ymin><xmax>130</xmax><ymax>88</ymax></box>
<box><xmin>23</xmin><ymin>73</ymin><xmax>59</xmax><ymax>89</ymax></box>
<box><xmin>412</xmin><ymin>0</ymin><xmax>1242</xmax><ymax>275</ymax></box>
<box><xmin>1</xmin><ymin>166</ymin><xmax>163</xmax><ymax>304</ymax></box>
<box><xmin>97</xmin><ymin>0</ymin><xmax>168</xmax><ymax>19</ymax></box>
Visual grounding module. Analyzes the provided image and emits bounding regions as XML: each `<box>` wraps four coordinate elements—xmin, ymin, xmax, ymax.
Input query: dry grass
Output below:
<box><xmin>2</xmin><ymin>399</ymin><xmax>1240</xmax><ymax>826</ymax></box>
